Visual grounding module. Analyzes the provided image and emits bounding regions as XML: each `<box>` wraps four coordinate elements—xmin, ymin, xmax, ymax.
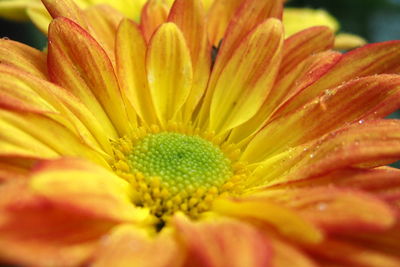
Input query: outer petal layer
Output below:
<box><xmin>174</xmin><ymin>214</ymin><xmax>272</xmax><ymax>267</ymax></box>
<box><xmin>92</xmin><ymin>225</ymin><xmax>182</xmax><ymax>267</ymax></box>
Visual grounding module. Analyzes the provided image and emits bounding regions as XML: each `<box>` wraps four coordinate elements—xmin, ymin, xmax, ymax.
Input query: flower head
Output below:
<box><xmin>0</xmin><ymin>0</ymin><xmax>400</xmax><ymax>266</ymax></box>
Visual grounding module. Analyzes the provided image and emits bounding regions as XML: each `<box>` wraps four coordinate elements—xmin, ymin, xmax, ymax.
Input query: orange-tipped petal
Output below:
<box><xmin>228</xmin><ymin>50</ymin><xmax>341</xmax><ymax>144</ymax></box>
<box><xmin>146</xmin><ymin>22</ymin><xmax>193</xmax><ymax>125</ymax></box>
<box><xmin>0</xmin><ymin>181</ymin><xmax>113</xmax><ymax>267</ymax></box>
<box><xmin>206</xmin><ymin>0</ymin><xmax>244</xmax><ymax>46</ymax></box>
<box><xmin>48</xmin><ymin>17</ymin><xmax>132</xmax><ymax>136</ymax></box>
<box><xmin>42</xmin><ymin>0</ymin><xmax>88</xmax><ymax>28</ymax></box>
<box><xmin>251</xmin><ymin>120</ymin><xmax>400</xmax><ymax>186</ymax></box>
<box><xmin>279</xmin><ymin>26</ymin><xmax>334</xmax><ymax>79</ymax></box>
<box><xmin>140</xmin><ymin>0</ymin><xmax>169</xmax><ymax>43</ymax></box>
<box><xmin>116</xmin><ymin>18</ymin><xmax>157</xmax><ymax>125</ymax></box>
<box><xmin>168</xmin><ymin>0</ymin><xmax>211</xmax><ymax>120</ymax></box>
<box><xmin>174</xmin><ymin>214</ymin><xmax>272</xmax><ymax>267</ymax></box>
<box><xmin>0</xmin><ymin>39</ymin><xmax>47</xmax><ymax>79</ymax></box>
<box><xmin>30</xmin><ymin>158</ymin><xmax>149</xmax><ymax>223</ymax></box>
<box><xmin>269</xmin><ymin>237</ymin><xmax>317</xmax><ymax>267</ymax></box>
<box><xmin>213</xmin><ymin>198</ymin><xmax>323</xmax><ymax>244</ymax></box>
<box><xmin>92</xmin><ymin>225</ymin><xmax>182</xmax><ymax>267</ymax></box>
<box><xmin>209</xmin><ymin>19</ymin><xmax>283</xmax><ymax>133</ymax></box>
<box><xmin>274</xmin><ymin>40</ymin><xmax>400</xmax><ymax>119</ymax></box>
<box><xmin>261</xmin><ymin>187</ymin><xmax>395</xmax><ymax>233</ymax></box>
<box><xmin>243</xmin><ymin>74</ymin><xmax>400</xmax><ymax>162</ymax></box>
<box><xmin>307</xmin><ymin>239</ymin><xmax>400</xmax><ymax>267</ymax></box>
<box><xmin>83</xmin><ymin>5</ymin><xmax>124</xmax><ymax>59</ymax></box>
<box><xmin>0</xmin><ymin>64</ymin><xmax>114</xmax><ymax>154</ymax></box>
<box><xmin>294</xmin><ymin>167</ymin><xmax>400</xmax><ymax>208</ymax></box>
<box><xmin>0</xmin><ymin>159</ymin><xmax>31</xmax><ymax>182</ymax></box>
<box><xmin>197</xmin><ymin>0</ymin><xmax>283</xmax><ymax>127</ymax></box>
<box><xmin>0</xmin><ymin>110</ymin><xmax>109</xmax><ymax>166</ymax></box>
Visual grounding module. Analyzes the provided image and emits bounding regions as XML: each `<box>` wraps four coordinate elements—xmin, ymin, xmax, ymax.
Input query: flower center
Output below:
<box><xmin>112</xmin><ymin>125</ymin><xmax>246</xmax><ymax>220</ymax></box>
<box><xmin>127</xmin><ymin>132</ymin><xmax>232</xmax><ymax>194</ymax></box>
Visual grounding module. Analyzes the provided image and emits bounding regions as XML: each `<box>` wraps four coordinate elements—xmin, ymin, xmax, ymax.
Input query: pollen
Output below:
<box><xmin>111</xmin><ymin>124</ymin><xmax>247</xmax><ymax>220</ymax></box>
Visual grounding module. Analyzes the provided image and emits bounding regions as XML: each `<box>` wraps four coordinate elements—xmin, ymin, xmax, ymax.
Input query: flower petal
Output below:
<box><xmin>48</xmin><ymin>17</ymin><xmax>132</xmax><ymax>136</ymax></box>
<box><xmin>146</xmin><ymin>22</ymin><xmax>193</xmax><ymax>125</ymax></box>
<box><xmin>42</xmin><ymin>0</ymin><xmax>88</xmax><ymax>27</ymax></box>
<box><xmin>270</xmin><ymin>237</ymin><xmax>317</xmax><ymax>267</ymax></box>
<box><xmin>0</xmin><ymin>110</ymin><xmax>109</xmax><ymax>166</ymax></box>
<box><xmin>168</xmin><ymin>0</ymin><xmax>211</xmax><ymax>121</ymax></box>
<box><xmin>208</xmin><ymin>19</ymin><xmax>283</xmax><ymax>133</ymax></box>
<box><xmin>213</xmin><ymin>198</ymin><xmax>323</xmax><ymax>244</ymax></box>
<box><xmin>30</xmin><ymin>158</ymin><xmax>149</xmax><ymax>223</ymax></box>
<box><xmin>0</xmin><ymin>181</ymin><xmax>112</xmax><ymax>267</ymax></box>
<box><xmin>251</xmin><ymin>120</ymin><xmax>400</xmax><ymax>186</ymax></box>
<box><xmin>228</xmin><ymin>50</ymin><xmax>341</xmax><ymax>144</ymax></box>
<box><xmin>206</xmin><ymin>0</ymin><xmax>244</xmax><ymax>46</ymax></box>
<box><xmin>140</xmin><ymin>0</ymin><xmax>169</xmax><ymax>43</ymax></box>
<box><xmin>307</xmin><ymin>239</ymin><xmax>400</xmax><ymax>267</ymax></box>
<box><xmin>0</xmin><ymin>39</ymin><xmax>47</xmax><ymax>78</ymax></box>
<box><xmin>83</xmin><ymin>5</ymin><xmax>124</xmax><ymax>59</ymax></box>
<box><xmin>197</xmin><ymin>0</ymin><xmax>283</xmax><ymax>127</ymax></box>
<box><xmin>261</xmin><ymin>187</ymin><xmax>395</xmax><ymax>233</ymax></box>
<box><xmin>0</xmin><ymin>64</ymin><xmax>114</xmax><ymax>154</ymax></box>
<box><xmin>243</xmin><ymin>75</ymin><xmax>400</xmax><ymax>162</ymax></box>
<box><xmin>279</xmin><ymin>26</ymin><xmax>334</xmax><ymax>79</ymax></box>
<box><xmin>273</xmin><ymin>40</ymin><xmax>400</xmax><ymax>119</ymax></box>
<box><xmin>92</xmin><ymin>224</ymin><xmax>182</xmax><ymax>267</ymax></box>
<box><xmin>0</xmin><ymin>157</ymin><xmax>32</xmax><ymax>181</ymax></box>
<box><xmin>173</xmin><ymin>214</ymin><xmax>272</xmax><ymax>267</ymax></box>
<box><xmin>116</xmin><ymin>18</ymin><xmax>157</xmax><ymax>125</ymax></box>
<box><xmin>26</xmin><ymin>6</ymin><xmax>52</xmax><ymax>34</ymax></box>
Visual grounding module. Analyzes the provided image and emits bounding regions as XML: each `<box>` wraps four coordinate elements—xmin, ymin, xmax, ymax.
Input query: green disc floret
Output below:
<box><xmin>127</xmin><ymin>132</ymin><xmax>232</xmax><ymax>193</ymax></box>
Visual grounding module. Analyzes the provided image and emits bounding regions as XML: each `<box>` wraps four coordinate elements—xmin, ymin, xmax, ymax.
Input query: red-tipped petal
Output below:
<box><xmin>174</xmin><ymin>214</ymin><xmax>273</xmax><ymax>267</ymax></box>
<box><xmin>0</xmin><ymin>39</ymin><xmax>47</xmax><ymax>79</ymax></box>
<box><xmin>48</xmin><ymin>17</ymin><xmax>132</xmax><ymax>136</ymax></box>
<box><xmin>274</xmin><ymin>40</ymin><xmax>400</xmax><ymax>119</ymax></box>
<box><xmin>251</xmin><ymin>120</ymin><xmax>400</xmax><ymax>186</ymax></box>
<box><xmin>92</xmin><ymin>225</ymin><xmax>182</xmax><ymax>267</ymax></box>
<box><xmin>140</xmin><ymin>0</ymin><xmax>169</xmax><ymax>43</ymax></box>
<box><xmin>244</xmin><ymin>75</ymin><xmax>400</xmax><ymax>162</ymax></box>
<box><xmin>208</xmin><ymin>19</ymin><xmax>283</xmax><ymax>134</ymax></box>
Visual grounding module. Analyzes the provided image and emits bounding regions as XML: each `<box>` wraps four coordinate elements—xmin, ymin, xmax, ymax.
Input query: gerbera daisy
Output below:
<box><xmin>0</xmin><ymin>0</ymin><xmax>365</xmax><ymax>50</ymax></box>
<box><xmin>1</xmin><ymin>0</ymin><xmax>400</xmax><ymax>266</ymax></box>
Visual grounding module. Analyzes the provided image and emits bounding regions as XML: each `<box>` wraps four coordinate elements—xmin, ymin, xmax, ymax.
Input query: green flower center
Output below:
<box><xmin>127</xmin><ymin>132</ymin><xmax>232</xmax><ymax>193</ymax></box>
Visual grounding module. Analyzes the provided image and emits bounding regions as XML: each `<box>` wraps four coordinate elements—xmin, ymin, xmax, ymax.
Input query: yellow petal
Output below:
<box><xmin>283</xmin><ymin>8</ymin><xmax>339</xmax><ymax>37</ymax></box>
<box><xmin>168</xmin><ymin>0</ymin><xmax>211</xmax><ymax>121</ymax></box>
<box><xmin>213</xmin><ymin>198</ymin><xmax>323</xmax><ymax>244</ymax></box>
<box><xmin>208</xmin><ymin>18</ymin><xmax>283</xmax><ymax>133</ymax></box>
<box><xmin>48</xmin><ymin>17</ymin><xmax>132</xmax><ymax>136</ymax></box>
<box><xmin>146</xmin><ymin>22</ymin><xmax>193</xmax><ymax>125</ymax></box>
<box><xmin>116</xmin><ymin>19</ymin><xmax>157</xmax><ymax>125</ymax></box>
<box><xmin>31</xmin><ymin>158</ymin><xmax>149</xmax><ymax>223</ymax></box>
<box><xmin>334</xmin><ymin>32</ymin><xmax>367</xmax><ymax>50</ymax></box>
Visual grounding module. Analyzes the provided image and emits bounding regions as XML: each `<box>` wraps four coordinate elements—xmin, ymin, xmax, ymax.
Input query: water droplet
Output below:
<box><xmin>309</xmin><ymin>153</ymin><xmax>315</xmax><ymax>159</ymax></box>
<box><xmin>317</xmin><ymin>202</ymin><xmax>327</xmax><ymax>211</ymax></box>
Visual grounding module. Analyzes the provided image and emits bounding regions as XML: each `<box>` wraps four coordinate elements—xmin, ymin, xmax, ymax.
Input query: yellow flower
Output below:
<box><xmin>0</xmin><ymin>0</ymin><xmax>365</xmax><ymax>49</ymax></box>
<box><xmin>1</xmin><ymin>0</ymin><xmax>400</xmax><ymax>266</ymax></box>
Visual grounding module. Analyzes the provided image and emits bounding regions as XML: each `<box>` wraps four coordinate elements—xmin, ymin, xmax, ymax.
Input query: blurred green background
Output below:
<box><xmin>0</xmin><ymin>0</ymin><xmax>399</xmax><ymax>166</ymax></box>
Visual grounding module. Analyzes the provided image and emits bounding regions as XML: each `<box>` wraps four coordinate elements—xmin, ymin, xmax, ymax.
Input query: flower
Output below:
<box><xmin>0</xmin><ymin>0</ymin><xmax>365</xmax><ymax>50</ymax></box>
<box><xmin>1</xmin><ymin>0</ymin><xmax>400</xmax><ymax>266</ymax></box>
